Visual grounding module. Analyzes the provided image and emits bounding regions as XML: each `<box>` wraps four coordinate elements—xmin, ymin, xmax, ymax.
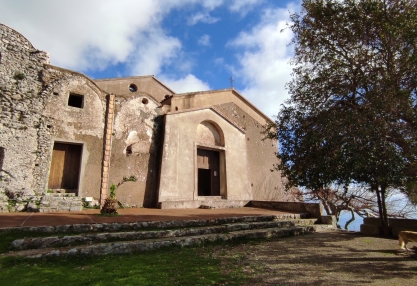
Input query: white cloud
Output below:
<box><xmin>187</xmin><ymin>12</ymin><xmax>220</xmax><ymax>25</ymax></box>
<box><xmin>130</xmin><ymin>29</ymin><xmax>182</xmax><ymax>76</ymax></box>
<box><xmin>0</xmin><ymin>0</ymin><xmax>168</xmax><ymax>71</ymax></box>
<box><xmin>214</xmin><ymin>58</ymin><xmax>225</xmax><ymax>66</ymax></box>
<box><xmin>0</xmin><ymin>0</ymin><xmax>236</xmax><ymax>76</ymax></box>
<box><xmin>229</xmin><ymin>0</ymin><xmax>265</xmax><ymax>16</ymax></box>
<box><xmin>0</xmin><ymin>0</ymin><xmax>228</xmax><ymax>73</ymax></box>
<box><xmin>198</xmin><ymin>34</ymin><xmax>211</xmax><ymax>46</ymax></box>
<box><xmin>228</xmin><ymin>4</ymin><xmax>297</xmax><ymax>117</ymax></box>
<box><xmin>160</xmin><ymin>74</ymin><xmax>210</xmax><ymax>93</ymax></box>
<box><xmin>0</xmin><ymin>0</ymin><xmax>301</xmax><ymax>117</ymax></box>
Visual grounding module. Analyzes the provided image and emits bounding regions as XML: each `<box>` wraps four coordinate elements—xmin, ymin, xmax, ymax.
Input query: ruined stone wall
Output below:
<box><xmin>214</xmin><ymin>102</ymin><xmax>301</xmax><ymax>202</ymax></box>
<box><xmin>109</xmin><ymin>94</ymin><xmax>162</xmax><ymax>207</ymax></box>
<box><xmin>0</xmin><ymin>24</ymin><xmax>50</xmax><ymax>200</ymax></box>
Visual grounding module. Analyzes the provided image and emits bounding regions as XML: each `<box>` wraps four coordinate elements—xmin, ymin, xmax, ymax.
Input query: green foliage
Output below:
<box><xmin>109</xmin><ymin>184</ymin><xmax>116</xmax><ymax>199</ymax></box>
<box><xmin>108</xmin><ymin>176</ymin><xmax>137</xmax><ymax>199</ymax></box>
<box><xmin>265</xmin><ymin>0</ymin><xmax>417</xmax><ymax>228</ymax></box>
<box><xmin>101</xmin><ymin>176</ymin><xmax>137</xmax><ymax>215</ymax></box>
<box><xmin>109</xmin><ymin>175</ymin><xmax>137</xmax><ymax>199</ymax></box>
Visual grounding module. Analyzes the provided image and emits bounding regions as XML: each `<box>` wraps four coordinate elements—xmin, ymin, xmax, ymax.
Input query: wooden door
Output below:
<box><xmin>48</xmin><ymin>143</ymin><xmax>82</xmax><ymax>191</ymax></box>
<box><xmin>48</xmin><ymin>143</ymin><xmax>66</xmax><ymax>189</ymax></box>
<box><xmin>197</xmin><ymin>149</ymin><xmax>220</xmax><ymax>196</ymax></box>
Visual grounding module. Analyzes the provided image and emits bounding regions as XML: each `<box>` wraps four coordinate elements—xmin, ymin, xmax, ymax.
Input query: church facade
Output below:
<box><xmin>0</xmin><ymin>23</ymin><xmax>300</xmax><ymax>212</ymax></box>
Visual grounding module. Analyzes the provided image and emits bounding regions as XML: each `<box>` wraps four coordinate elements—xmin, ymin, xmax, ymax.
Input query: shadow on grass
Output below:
<box><xmin>229</xmin><ymin>232</ymin><xmax>417</xmax><ymax>285</ymax></box>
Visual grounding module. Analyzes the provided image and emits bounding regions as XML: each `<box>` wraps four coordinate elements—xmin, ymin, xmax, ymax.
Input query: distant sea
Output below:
<box><xmin>337</xmin><ymin>210</ymin><xmax>417</xmax><ymax>232</ymax></box>
<box><xmin>337</xmin><ymin>211</ymin><xmax>363</xmax><ymax>232</ymax></box>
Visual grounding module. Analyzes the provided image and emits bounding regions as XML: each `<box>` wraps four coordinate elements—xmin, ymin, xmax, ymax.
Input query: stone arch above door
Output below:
<box><xmin>196</xmin><ymin>121</ymin><xmax>224</xmax><ymax>147</ymax></box>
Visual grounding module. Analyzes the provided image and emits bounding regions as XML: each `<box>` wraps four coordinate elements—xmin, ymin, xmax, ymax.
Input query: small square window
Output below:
<box><xmin>68</xmin><ymin>93</ymin><xmax>84</xmax><ymax>108</ymax></box>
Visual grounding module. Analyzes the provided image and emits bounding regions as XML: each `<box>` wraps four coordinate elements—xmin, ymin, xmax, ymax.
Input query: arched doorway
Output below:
<box><xmin>195</xmin><ymin>121</ymin><xmax>225</xmax><ymax>197</ymax></box>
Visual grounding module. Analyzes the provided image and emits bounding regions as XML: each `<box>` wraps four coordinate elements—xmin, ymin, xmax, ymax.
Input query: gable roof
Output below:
<box><xmin>167</xmin><ymin>106</ymin><xmax>246</xmax><ymax>134</ymax></box>
<box><xmin>170</xmin><ymin>88</ymin><xmax>273</xmax><ymax>125</ymax></box>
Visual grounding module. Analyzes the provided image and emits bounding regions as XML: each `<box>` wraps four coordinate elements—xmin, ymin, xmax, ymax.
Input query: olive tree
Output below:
<box><xmin>265</xmin><ymin>0</ymin><xmax>417</xmax><ymax>232</ymax></box>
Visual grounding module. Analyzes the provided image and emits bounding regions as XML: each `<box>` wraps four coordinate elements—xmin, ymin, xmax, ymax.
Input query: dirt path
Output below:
<box><xmin>215</xmin><ymin>231</ymin><xmax>417</xmax><ymax>286</ymax></box>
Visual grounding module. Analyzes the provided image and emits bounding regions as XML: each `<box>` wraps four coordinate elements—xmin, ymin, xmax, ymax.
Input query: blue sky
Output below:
<box><xmin>0</xmin><ymin>0</ymin><xmax>300</xmax><ymax>117</ymax></box>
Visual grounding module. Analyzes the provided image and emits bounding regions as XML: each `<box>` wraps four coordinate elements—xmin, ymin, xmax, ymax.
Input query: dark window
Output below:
<box><xmin>129</xmin><ymin>84</ymin><xmax>137</xmax><ymax>92</ymax></box>
<box><xmin>0</xmin><ymin>147</ymin><xmax>4</xmax><ymax>172</ymax></box>
<box><xmin>142</xmin><ymin>98</ymin><xmax>148</xmax><ymax>105</ymax></box>
<box><xmin>125</xmin><ymin>145</ymin><xmax>132</xmax><ymax>155</ymax></box>
<box><xmin>68</xmin><ymin>93</ymin><xmax>84</xmax><ymax>108</ymax></box>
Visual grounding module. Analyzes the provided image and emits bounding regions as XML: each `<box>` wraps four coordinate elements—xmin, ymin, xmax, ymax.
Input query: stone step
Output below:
<box><xmin>11</xmin><ymin>220</ymin><xmax>298</xmax><ymax>250</ymax></box>
<box><xmin>5</xmin><ymin>225</ymin><xmax>317</xmax><ymax>258</ymax></box>
<box><xmin>0</xmin><ymin>215</ymin><xmax>288</xmax><ymax>234</ymax></box>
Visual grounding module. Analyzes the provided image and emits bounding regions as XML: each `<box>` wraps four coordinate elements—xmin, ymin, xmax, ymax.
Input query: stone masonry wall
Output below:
<box><xmin>0</xmin><ymin>24</ymin><xmax>50</xmax><ymax>205</ymax></box>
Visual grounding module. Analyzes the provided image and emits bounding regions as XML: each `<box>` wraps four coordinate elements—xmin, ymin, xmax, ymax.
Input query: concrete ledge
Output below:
<box><xmin>360</xmin><ymin>224</ymin><xmax>382</xmax><ymax>236</ymax></box>
<box><xmin>363</xmin><ymin>217</ymin><xmax>417</xmax><ymax>228</ymax></box>
<box><xmin>360</xmin><ymin>218</ymin><xmax>417</xmax><ymax>236</ymax></box>
<box><xmin>158</xmin><ymin>200</ymin><xmax>250</xmax><ymax>209</ymax></box>
<box><xmin>247</xmin><ymin>201</ymin><xmax>323</xmax><ymax>218</ymax></box>
<box><xmin>158</xmin><ymin>200</ymin><xmax>324</xmax><ymax>217</ymax></box>
<box><xmin>158</xmin><ymin>201</ymin><xmax>201</xmax><ymax>209</ymax></box>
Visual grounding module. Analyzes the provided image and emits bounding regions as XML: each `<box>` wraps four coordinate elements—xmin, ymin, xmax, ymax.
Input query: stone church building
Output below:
<box><xmin>0</xmin><ymin>23</ymin><xmax>300</xmax><ymax>212</ymax></box>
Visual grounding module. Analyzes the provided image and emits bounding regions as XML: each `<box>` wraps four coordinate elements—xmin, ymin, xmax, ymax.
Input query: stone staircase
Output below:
<box><xmin>2</xmin><ymin>215</ymin><xmax>335</xmax><ymax>258</ymax></box>
<box><xmin>39</xmin><ymin>193</ymin><xmax>83</xmax><ymax>212</ymax></box>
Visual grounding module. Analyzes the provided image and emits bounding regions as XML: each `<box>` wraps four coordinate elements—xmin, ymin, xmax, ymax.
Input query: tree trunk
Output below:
<box><xmin>344</xmin><ymin>208</ymin><xmax>355</xmax><ymax>230</ymax></box>
<box><xmin>374</xmin><ymin>184</ymin><xmax>391</xmax><ymax>235</ymax></box>
<box><xmin>374</xmin><ymin>184</ymin><xmax>386</xmax><ymax>227</ymax></box>
<box><xmin>379</xmin><ymin>185</ymin><xmax>391</xmax><ymax>235</ymax></box>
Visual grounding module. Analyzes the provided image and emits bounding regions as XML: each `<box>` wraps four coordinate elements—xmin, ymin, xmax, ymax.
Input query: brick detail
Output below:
<box><xmin>100</xmin><ymin>94</ymin><xmax>115</xmax><ymax>206</ymax></box>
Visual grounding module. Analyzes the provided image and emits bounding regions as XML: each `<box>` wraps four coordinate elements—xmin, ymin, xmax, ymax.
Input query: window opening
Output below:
<box><xmin>68</xmin><ymin>93</ymin><xmax>84</xmax><ymax>108</ymax></box>
<box><xmin>197</xmin><ymin>149</ymin><xmax>220</xmax><ymax>196</ymax></box>
<box><xmin>0</xmin><ymin>147</ymin><xmax>4</xmax><ymax>172</ymax></box>
<box><xmin>125</xmin><ymin>145</ymin><xmax>132</xmax><ymax>155</ymax></box>
<box><xmin>142</xmin><ymin>98</ymin><xmax>148</xmax><ymax>105</ymax></box>
<box><xmin>129</xmin><ymin>84</ymin><xmax>137</xmax><ymax>92</ymax></box>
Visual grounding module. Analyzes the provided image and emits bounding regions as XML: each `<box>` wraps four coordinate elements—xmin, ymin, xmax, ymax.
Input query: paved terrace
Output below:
<box><xmin>0</xmin><ymin>207</ymin><xmax>303</xmax><ymax>229</ymax></box>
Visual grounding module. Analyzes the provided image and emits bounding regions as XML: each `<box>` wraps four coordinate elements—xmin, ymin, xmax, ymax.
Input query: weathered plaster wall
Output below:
<box><xmin>158</xmin><ymin>108</ymin><xmax>252</xmax><ymax>203</ymax></box>
<box><xmin>95</xmin><ymin>76</ymin><xmax>174</xmax><ymax>102</ymax></box>
<box><xmin>214</xmin><ymin>103</ymin><xmax>301</xmax><ymax>202</ymax></box>
<box><xmin>109</xmin><ymin>94</ymin><xmax>162</xmax><ymax>207</ymax></box>
<box><xmin>41</xmin><ymin>67</ymin><xmax>106</xmax><ymax>199</ymax></box>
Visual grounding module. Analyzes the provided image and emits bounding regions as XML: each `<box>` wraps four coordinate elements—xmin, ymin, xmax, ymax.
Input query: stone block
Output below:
<box><xmin>69</xmin><ymin>206</ymin><xmax>83</xmax><ymax>212</ymax></box>
<box><xmin>0</xmin><ymin>202</ymin><xmax>9</xmax><ymax>213</ymax></box>
<box><xmin>26</xmin><ymin>202</ymin><xmax>39</xmax><ymax>212</ymax></box>
<box><xmin>320</xmin><ymin>215</ymin><xmax>337</xmax><ymax>227</ymax></box>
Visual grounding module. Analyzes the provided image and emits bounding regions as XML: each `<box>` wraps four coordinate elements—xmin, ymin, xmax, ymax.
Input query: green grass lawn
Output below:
<box><xmin>0</xmin><ymin>246</ymin><xmax>245</xmax><ymax>285</ymax></box>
